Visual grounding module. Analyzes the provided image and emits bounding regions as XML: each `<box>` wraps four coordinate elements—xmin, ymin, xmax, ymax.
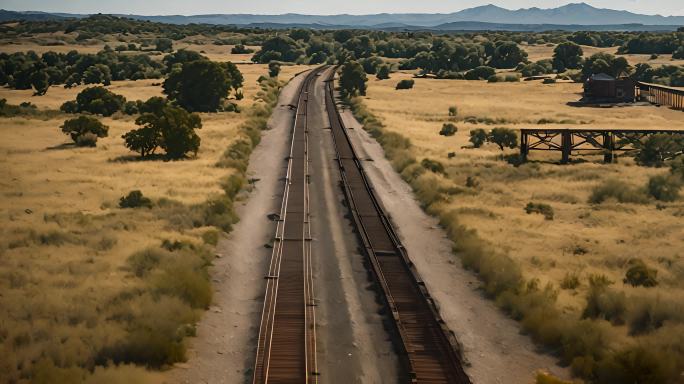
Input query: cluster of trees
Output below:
<box><xmin>0</xmin><ymin>48</ymin><xmax>163</xmax><ymax>95</ymax></box>
<box><xmin>1</xmin><ymin>15</ymin><xmax>269</xmax><ymax>43</ymax></box>
<box><xmin>469</xmin><ymin>127</ymin><xmax>518</xmax><ymax>152</ymax></box>
<box><xmin>56</xmin><ymin>48</ymin><xmax>244</xmax><ymax>156</ymax></box>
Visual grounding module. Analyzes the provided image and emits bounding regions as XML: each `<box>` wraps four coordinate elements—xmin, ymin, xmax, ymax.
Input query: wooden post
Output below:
<box><xmin>520</xmin><ymin>131</ymin><xmax>528</xmax><ymax>162</ymax></box>
<box><xmin>561</xmin><ymin>131</ymin><xmax>571</xmax><ymax>164</ymax></box>
<box><xmin>603</xmin><ymin>132</ymin><xmax>614</xmax><ymax>163</ymax></box>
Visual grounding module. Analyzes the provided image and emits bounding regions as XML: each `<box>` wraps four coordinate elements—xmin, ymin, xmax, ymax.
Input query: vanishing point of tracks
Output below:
<box><xmin>253</xmin><ymin>66</ymin><xmax>471</xmax><ymax>383</ymax></box>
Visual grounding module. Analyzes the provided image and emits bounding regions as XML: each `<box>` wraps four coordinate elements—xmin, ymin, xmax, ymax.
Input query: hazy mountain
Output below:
<box><xmin>1</xmin><ymin>3</ymin><xmax>683</xmax><ymax>30</ymax></box>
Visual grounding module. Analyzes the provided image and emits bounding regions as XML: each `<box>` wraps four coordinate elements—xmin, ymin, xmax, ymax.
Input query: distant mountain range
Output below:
<box><xmin>1</xmin><ymin>3</ymin><xmax>683</xmax><ymax>31</ymax></box>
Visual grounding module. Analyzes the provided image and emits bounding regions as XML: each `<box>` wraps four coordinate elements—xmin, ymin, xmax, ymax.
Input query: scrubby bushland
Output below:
<box><xmin>647</xmin><ymin>174</ymin><xmax>681</xmax><ymax>202</ymax></box>
<box><xmin>0</xmin><ymin>48</ymin><xmax>163</xmax><ymax>94</ymax></box>
<box><xmin>251</xmin><ymin>36</ymin><xmax>304</xmax><ymax>63</ymax></box>
<box><xmin>525</xmin><ymin>202</ymin><xmax>554</xmax><ymax>220</ymax></box>
<box><xmin>520</xmin><ymin>59</ymin><xmax>553</xmax><ymax>77</ymax></box>
<box><xmin>155</xmin><ymin>38</ymin><xmax>173</xmax><ymax>53</ymax></box>
<box><xmin>119</xmin><ymin>190</ymin><xmax>153</xmax><ymax>209</ymax></box>
<box><xmin>421</xmin><ymin>158</ymin><xmax>445</xmax><ymax>174</ymax></box>
<box><xmin>60</xmin><ymin>115</ymin><xmax>109</xmax><ymax>146</ymax></box>
<box><xmin>348</xmin><ymin>97</ymin><xmax>684</xmax><ymax>384</ymax></box>
<box><xmin>395</xmin><ymin>79</ymin><xmax>415</xmax><ymax>90</ymax></box>
<box><xmin>163</xmin><ymin>60</ymin><xmax>243</xmax><ymax>112</ymax></box>
<box><xmin>589</xmin><ymin>179</ymin><xmax>648</xmax><ymax>204</ymax></box>
<box><xmin>634</xmin><ymin>134</ymin><xmax>684</xmax><ymax>167</ymax></box>
<box><xmin>439</xmin><ymin>123</ymin><xmax>457</xmax><ymax>137</ymax></box>
<box><xmin>61</xmin><ymin>86</ymin><xmax>126</xmax><ymax>116</ymax></box>
<box><xmin>123</xmin><ymin>104</ymin><xmax>202</xmax><ymax>159</ymax></box>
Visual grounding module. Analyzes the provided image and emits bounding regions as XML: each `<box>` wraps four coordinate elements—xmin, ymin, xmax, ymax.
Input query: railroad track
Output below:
<box><xmin>323</xmin><ymin>69</ymin><xmax>471</xmax><ymax>384</ymax></box>
<box><xmin>253</xmin><ymin>67</ymin><xmax>323</xmax><ymax>383</ymax></box>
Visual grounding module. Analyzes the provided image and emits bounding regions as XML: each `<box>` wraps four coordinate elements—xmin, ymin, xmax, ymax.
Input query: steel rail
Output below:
<box><xmin>323</xmin><ymin>68</ymin><xmax>471</xmax><ymax>384</ymax></box>
<box><xmin>253</xmin><ymin>67</ymin><xmax>324</xmax><ymax>384</ymax></box>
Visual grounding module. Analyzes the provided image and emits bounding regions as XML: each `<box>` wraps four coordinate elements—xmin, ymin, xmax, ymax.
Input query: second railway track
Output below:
<box><xmin>323</xmin><ymin>69</ymin><xmax>471</xmax><ymax>384</ymax></box>
<box><xmin>253</xmin><ymin>65</ymin><xmax>470</xmax><ymax>383</ymax></box>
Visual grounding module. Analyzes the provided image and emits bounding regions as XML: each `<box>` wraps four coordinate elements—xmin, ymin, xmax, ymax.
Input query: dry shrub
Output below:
<box><xmin>627</xmin><ymin>294</ymin><xmax>684</xmax><ymax>335</ymax></box>
<box><xmin>525</xmin><ymin>202</ymin><xmax>554</xmax><ymax>220</ymax></box>
<box><xmin>96</xmin><ymin>295</ymin><xmax>198</xmax><ymax>368</ymax></box>
<box><xmin>127</xmin><ymin>248</ymin><xmax>169</xmax><ymax>277</ymax></box>
<box><xmin>582</xmin><ymin>283</ymin><xmax>627</xmax><ymax>325</ymax></box>
<box><xmin>589</xmin><ymin>179</ymin><xmax>648</xmax><ymax>204</ymax></box>
<box><xmin>220</xmin><ymin>173</ymin><xmax>246</xmax><ymax>200</ymax></box>
<box><xmin>560</xmin><ymin>272</ymin><xmax>581</xmax><ymax>290</ymax></box>
<box><xmin>153</xmin><ymin>255</ymin><xmax>213</xmax><ymax>309</ymax></box>
<box><xmin>623</xmin><ymin>258</ymin><xmax>658</xmax><ymax>287</ymax></box>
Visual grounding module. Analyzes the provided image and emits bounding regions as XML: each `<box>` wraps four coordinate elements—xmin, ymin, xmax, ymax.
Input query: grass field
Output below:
<box><xmin>0</xmin><ymin>39</ymin><xmax>307</xmax><ymax>382</ymax></box>
<box><xmin>358</xmin><ymin>71</ymin><xmax>684</xmax><ymax>382</ymax></box>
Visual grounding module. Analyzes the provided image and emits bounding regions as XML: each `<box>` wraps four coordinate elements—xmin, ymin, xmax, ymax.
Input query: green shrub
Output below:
<box><xmin>647</xmin><ymin>174</ymin><xmax>681</xmax><ymax>202</ymax></box>
<box><xmin>96</xmin><ymin>296</ymin><xmax>197</xmax><ymax>368</ymax></box>
<box><xmin>448</xmin><ymin>105</ymin><xmax>458</xmax><ymax>116</ymax></box>
<box><xmin>469</xmin><ymin>128</ymin><xmax>487</xmax><ymax>148</ymax></box>
<box><xmin>60</xmin><ymin>115</ymin><xmax>109</xmax><ymax>145</ymax></box>
<box><xmin>201</xmin><ymin>229</ymin><xmax>219</xmax><ymax>245</ymax></box>
<box><xmin>153</xmin><ymin>256</ymin><xmax>212</xmax><ymax>309</ymax></box>
<box><xmin>202</xmin><ymin>196</ymin><xmax>238</xmax><ymax>232</ymax></box>
<box><xmin>420</xmin><ymin>158</ymin><xmax>445</xmax><ymax>174</ymax></box>
<box><xmin>439</xmin><ymin>123</ymin><xmax>457</xmax><ymax>137</ymax></box>
<box><xmin>623</xmin><ymin>259</ymin><xmax>658</xmax><ymax>287</ymax></box>
<box><xmin>119</xmin><ymin>190</ymin><xmax>153</xmax><ymax>209</ymax></box>
<box><xmin>220</xmin><ymin>173</ymin><xmax>246</xmax><ymax>199</ymax></box>
<box><xmin>395</xmin><ymin>79</ymin><xmax>415</xmax><ymax>90</ymax></box>
<box><xmin>63</xmin><ymin>86</ymin><xmax>125</xmax><ymax>116</ymax></box>
<box><xmin>589</xmin><ymin>179</ymin><xmax>648</xmax><ymax>204</ymax></box>
<box><xmin>525</xmin><ymin>202</ymin><xmax>554</xmax><ymax>220</ymax></box>
<box><xmin>487</xmin><ymin>127</ymin><xmax>518</xmax><ymax>151</ymax></box>
<box><xmin>465</xmin><ymin>66</ymin><xmax>496</xmax><ymax>80</ymax></box>
<box><xmin>596</xmin><ymin>345</ymin><xmax>675</xmax><ymax>384</ymax></box>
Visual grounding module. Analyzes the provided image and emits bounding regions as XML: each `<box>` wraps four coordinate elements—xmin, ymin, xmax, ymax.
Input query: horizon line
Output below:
<box><xmin>5</xmin><ymin>3</ymin><xmax>684</xmax><ymax>18</ymax></box>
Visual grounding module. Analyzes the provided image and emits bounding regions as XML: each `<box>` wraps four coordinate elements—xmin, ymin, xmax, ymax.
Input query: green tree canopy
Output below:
<box><xmin>487</xmin><ymin>127</ymin><xmax>518</xmax><ymax>151</ymax></box>
<box><xmin>488</xmin><ymin>41</ymin><xmax>528</xmax><ymax>69</ymax></box>
<box><xmin>163</xmin><ymin>60</ymin><xmax>240</xmax><ymax>112</ymax></box>
<box><xmin>339</xmin><ymin>61</ymin><xmax>367</xmax><ymax>97</ymax></box>
<box><xmin>123</xmin><ymin>104</ymin><xmax>202</xmax><ymax>159</ymax></box>
<box><xmin>553</xmin><ymin>42</ymin><xmax>584</xmax><ymax>72</ymax></box>
<box><xmin>63</xmin><ymin>86</ymin><xmax>126</xmax><ymax>116</ymax></box>
<box><xmin>60</xmin><ymin>115</ymin><xmax>109</xmax><ymax>145</ymax></box>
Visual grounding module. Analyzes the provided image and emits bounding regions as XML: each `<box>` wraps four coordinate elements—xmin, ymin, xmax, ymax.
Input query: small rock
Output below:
<box><xmin>24</xmin><ymin>209</ymin><xmax>33</xmax><ymax>214</ymax></box>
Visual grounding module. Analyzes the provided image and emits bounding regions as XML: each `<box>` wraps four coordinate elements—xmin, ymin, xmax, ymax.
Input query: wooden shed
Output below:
<box><xmin>583</xmin><ymin>73</ymin><xmax>636</xmax><ymax>102</ymax></box>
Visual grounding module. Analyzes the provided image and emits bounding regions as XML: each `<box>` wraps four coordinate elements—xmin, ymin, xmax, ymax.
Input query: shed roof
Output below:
<box><xmin>589</xmin><ymin>73</ymin><xmax>615</xmax><ymax>81</ymax></box>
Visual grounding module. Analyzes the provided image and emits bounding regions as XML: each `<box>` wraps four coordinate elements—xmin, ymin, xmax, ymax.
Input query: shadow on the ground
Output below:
<box><xmin>109</xmin><ymin>153</ymin><xmax>169</xmax><ymax>163</ymax></box>
<box><xmin>44</xmin><ymin>142</ymin><xmax>76</xmax><ymax>151</ymax></box>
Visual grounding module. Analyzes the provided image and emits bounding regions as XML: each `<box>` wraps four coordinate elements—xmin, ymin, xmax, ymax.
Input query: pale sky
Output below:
<box><xmin>1</xmin><ymin>0</ymin><xmax>683</xmax><ymax>16</ymax></box>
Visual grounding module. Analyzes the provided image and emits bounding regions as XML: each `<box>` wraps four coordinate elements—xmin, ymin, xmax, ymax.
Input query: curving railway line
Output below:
<box><xmin>252</xmin><ymin>66</ymin><xmax>471</xmax><ymax>383</ymax></box>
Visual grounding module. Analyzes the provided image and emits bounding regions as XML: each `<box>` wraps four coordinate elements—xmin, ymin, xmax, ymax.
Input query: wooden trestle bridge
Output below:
<box><xmin>519</xmin><ymin>81</ymin><xmax>683</xmax><ymax>164</ymax></box>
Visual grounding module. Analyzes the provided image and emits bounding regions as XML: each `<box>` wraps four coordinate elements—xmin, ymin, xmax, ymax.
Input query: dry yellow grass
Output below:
<box><xmin>363</xmin><ymin>71</ymin><xmax>684</xmax><ymax>315</ymax></box>
<box><xmin>0</xmin><ymin>39</ymin><xmax>309</xmax><ymax>381</ymax></box>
